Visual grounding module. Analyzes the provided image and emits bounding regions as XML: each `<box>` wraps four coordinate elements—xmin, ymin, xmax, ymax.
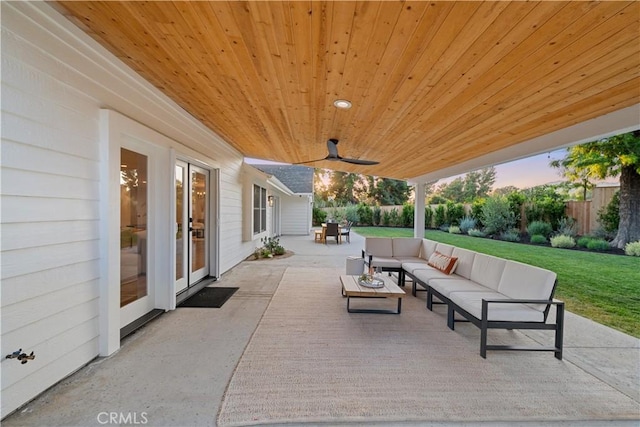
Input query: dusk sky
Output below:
<box><xmin>456</xmin><ymin>149</ymin><xmax>567</xmax><ymax>190</ymax></box>
<box><xmin>246</xmin><ymin>147</ymin><xmax>618</xmax><ymax>191</ymax></box>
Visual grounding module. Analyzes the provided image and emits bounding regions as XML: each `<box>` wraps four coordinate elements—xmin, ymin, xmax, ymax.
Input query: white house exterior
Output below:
<box><xmin>0</xmin><ymin>2</ymin><xmax>282</xmax><ymax>417</ymax></box>
<box><xmin>253</xmin><ymin>165</ymin><xmax>314</xmax><ymax>236</ymax></box>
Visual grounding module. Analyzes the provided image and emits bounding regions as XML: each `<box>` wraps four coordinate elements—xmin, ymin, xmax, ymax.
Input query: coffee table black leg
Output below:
<box><xmin>346</xmin><ymin>296</ymin><xmax>402</xmax><ymax>314</ymax></box>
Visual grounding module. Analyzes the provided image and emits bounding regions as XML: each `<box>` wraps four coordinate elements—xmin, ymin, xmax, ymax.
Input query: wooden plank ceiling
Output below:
<box><xmin>55</xmin><ymin>1</ymin><xmax>640</xmax><ymax>180</ymax></box>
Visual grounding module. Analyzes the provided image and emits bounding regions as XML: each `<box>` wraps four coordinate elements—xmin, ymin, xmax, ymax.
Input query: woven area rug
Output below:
<box><xmin>217</xmin><ymin>267</ymin><xmax>639</xmax><ymax>426</ymax></box>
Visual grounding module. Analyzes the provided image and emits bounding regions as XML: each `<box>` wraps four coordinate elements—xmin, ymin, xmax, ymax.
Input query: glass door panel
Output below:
<box><xmin>175</xmin><ymin>163</ymin><xmax>188</xmax><ymax>293</ymax></box>
<box><xmin>190</xmin><ymin>166</ymin><xmax>208</xmax><ymax>282</ymax></box>
<box><xmin>175</xmin><ymin>162</ymin><xmax>209</xmax><ymax>294</ymax></box>
<box><xmin>120</xmin><ymin>148</ymin><xmax>148</xmax><ymax>307</ymax></box>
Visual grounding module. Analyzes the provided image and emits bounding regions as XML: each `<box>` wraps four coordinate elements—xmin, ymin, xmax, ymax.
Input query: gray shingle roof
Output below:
<box><xmin>253</xmin><ymin>165</ymin><xmax>314</xmax><ymax>194</ymax></box>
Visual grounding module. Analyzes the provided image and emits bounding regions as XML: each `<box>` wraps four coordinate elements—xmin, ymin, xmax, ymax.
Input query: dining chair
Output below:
<box><xmin>340</xmin><ymin>221</ymin><xmax>352</xmax><ymax>243</ymax></box>
<box><xmin>324</xmin><ymin>222</ymin><xmax>340</xmax><ymax>244</ymax></box>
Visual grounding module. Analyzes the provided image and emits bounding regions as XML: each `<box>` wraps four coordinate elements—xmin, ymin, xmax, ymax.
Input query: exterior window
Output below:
<box><xmin>253</xmin><ymin>184</ymin><xmax>267</xmax><ymax>234</ymax></box>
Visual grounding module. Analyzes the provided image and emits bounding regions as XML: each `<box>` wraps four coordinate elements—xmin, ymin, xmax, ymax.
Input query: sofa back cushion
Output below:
<box><xmin>420</xmin><ymin>239</ymin><xmax>438</xmax><ymax>260</ymax></box>
<box><xmin>498</xmin><ymin>261</ymin><xmax>557</xmax><ymax>311</ymax></box>
<box><xmin>392</xmin><ymin>238</ymin><xmax>422</xmax><ymax>257</ymax></box>
<box><xmin>470</xmin><ymin>253</ymin><xmax>506</xmax><ymax>291</ymax></box>
<box><xmin>451</xmin><ymin>248</ymin><xmax>476</xmax><ymax>280</ymax></box>
<box><xmin>434</xmin><ymin>243</ymin><xmax>454</xmax><ymax>256</ymax></box>
<box><xmin>427</xmin><ymin>251</ymin><xmax>458</xmax><ymax>275</ymax></box>
<box><xmin>365</xmin><ymin>237</ymin><xmax>393</xmax><ymax>257</ymax></box>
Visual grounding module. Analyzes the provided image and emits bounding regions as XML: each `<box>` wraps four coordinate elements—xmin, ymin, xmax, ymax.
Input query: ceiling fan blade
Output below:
<box><xmin>327</xmin><ymin>138</ymin><xmax>339</xmax><ymax>158</ymax></box>
<box><xmin>340</xmin><ymin>158</ymin><xmax>380</xmax><ymax>165</ymax></box>
<box><xmin>292</xmin><ymin>157</ymin><xmax>329</xmax><ymax>165</ymax></box>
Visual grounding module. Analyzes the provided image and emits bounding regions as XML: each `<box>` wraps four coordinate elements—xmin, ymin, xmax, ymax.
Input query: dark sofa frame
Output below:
<box><xmin>403</xmin><ymin>269</ymin><xmax>565</xmax><ymax>360</ymax></box>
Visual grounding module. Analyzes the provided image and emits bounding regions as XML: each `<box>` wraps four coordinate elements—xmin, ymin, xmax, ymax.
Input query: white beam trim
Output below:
<box><xmin>408</xmin><ymin>104</ymin><xmax>640</xmax><ymax>184</ymax></box>
<box><xmin>413</xmin><ymin>182</ymin><xmax>426</xmax><ymax>238</ymax></box>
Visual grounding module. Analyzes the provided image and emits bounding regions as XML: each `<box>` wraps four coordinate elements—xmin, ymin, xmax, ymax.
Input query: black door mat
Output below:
<box><xmin>178</xmin><ymin>287</ymin><xmax>238</xmax><ymax>308</ymax></box>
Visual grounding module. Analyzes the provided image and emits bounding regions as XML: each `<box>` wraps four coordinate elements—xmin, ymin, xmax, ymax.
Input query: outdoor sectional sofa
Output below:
<box><xmin>362</xmin><ymin>237</ymin><xmax>564</xmax><ymax>359</ymax></box>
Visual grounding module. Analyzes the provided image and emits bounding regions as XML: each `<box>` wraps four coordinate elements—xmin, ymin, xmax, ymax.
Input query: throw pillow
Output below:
<box><xmin>427</xmin><ymin>251</ymin><xmax>459</xmax><ymax>275</ymax></box>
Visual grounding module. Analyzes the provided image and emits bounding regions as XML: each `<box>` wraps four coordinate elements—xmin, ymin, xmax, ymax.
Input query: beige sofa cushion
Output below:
<box><xmin>449</xmin><ymin>291</ymin><xmax>544</xmax><ymax>322</ymax></box>
<box><xmin>498</xmin><ymin>261</ymin><xmax>557</xmax><ymax>311</ymax></box>
<box><xmin>420</xmin><ymin>239</ymin><xmax>438</xmax><ymax>260</ymax></box>
<box><xmin>469</xmin><ymin>253</ymin><xmax>506</xmax><ymax>291</ymax></box>
<box><xmin>365</xmin><ymin>237</ymin><xmax>393</xmax><ymax>257</ymax></box>
<box><xmin>414</xmin><ymin>267</ymin><xmax>459</xmax><ymax>284</ymax></box>
<box><xmin>429</xmin><ymin>278</ymin><xmax>490</xmax><ymax>298</ymax></box>
<box><xmin>434</xmin><ymin>243</ymin><xmax>455</xmax><ymax>256</ymax></box>
<box><xmin>392</xmin><ymin>237</ymin><xmax>422</xmax><ymax>257</ymax></box>
<box><xmin>369</xmin><ymin>256</ymin><xmax>402</xmax><ymax>269</ymax></box>
<box><xmin>451</xmin><ymin>248</ymin><xmax>476</xmax><ymax>280</ymax></box>
<box><xmin>401</xmin><ymin>261</ymin><xmax>431</xmax><ymax>275</ymax></box>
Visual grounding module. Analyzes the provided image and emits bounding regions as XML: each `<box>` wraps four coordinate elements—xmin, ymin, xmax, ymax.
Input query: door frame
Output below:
<box><xmin>100</xmin><ymin>110</ymin><xmax>220</xmax><ymax>356</ymax></box>
<box><xmin>170</xmin><ymin>153</ymin><xmax>219</xmax><ymax>304</ymax></box>
<box><xmin>100</xmin><ymin>111</ymin><xmax>174</xmax><ymax>355</ymax></box>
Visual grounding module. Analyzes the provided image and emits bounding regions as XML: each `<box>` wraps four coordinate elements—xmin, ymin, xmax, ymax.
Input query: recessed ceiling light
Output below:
<box><xmin>333</xmin><ymin>99</ymin><xmax>352</xmax><ymax>109</ymax></box>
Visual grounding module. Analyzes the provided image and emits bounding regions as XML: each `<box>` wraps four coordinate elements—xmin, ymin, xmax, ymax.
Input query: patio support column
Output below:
<box><xmin>413</xmin><ymin>182</ymin><xmax>426</xmax><ymax>238</ymax></box>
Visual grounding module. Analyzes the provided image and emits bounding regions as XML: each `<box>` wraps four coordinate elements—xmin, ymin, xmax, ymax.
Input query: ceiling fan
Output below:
<box><xmin>295</xmin><ymin>138</ymin><xmax>379</xmax><ymax>166</ymax></box>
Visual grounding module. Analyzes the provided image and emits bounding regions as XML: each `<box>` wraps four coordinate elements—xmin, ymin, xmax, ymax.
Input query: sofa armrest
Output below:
<box><xmin>481</xmin><ymin>298</ymin><xmax>564</xmax><ymax>325</ymax></box>
<box><xmin>480</xmin><ymin>298</ymin><xmax>564</xmax><ymax>360</ymax></box>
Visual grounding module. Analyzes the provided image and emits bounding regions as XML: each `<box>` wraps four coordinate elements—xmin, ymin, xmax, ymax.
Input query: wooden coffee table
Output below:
<box><xmin>340</xmin><ymin>275</ymin><xmax>405</xmax><ymax>314</ymax></box>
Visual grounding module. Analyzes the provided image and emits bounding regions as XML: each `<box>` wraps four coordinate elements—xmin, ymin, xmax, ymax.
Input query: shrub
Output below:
<box><xmin>624</xmin><ymin>240</ymin><xmax>640</xmax><ymax>256</ymax></box>
<box><xmin>500</xmin><ymin>229</ymin><xmax>521</xmax><ymax>242</ymax></box>
<box><xmin>312</xmin><ymin>207</ymin><xmax>327</xmax><ymax>225</ymax></box>
<box><xmin>401</xmin><ymin>203</ymin><xmax>414</xmax><ymax>227</ymax></box>
<box><xmin>523</xmin><ymin>186</ymin><xmax>567</xmax><ymax>229</ymax></box>
<box><xmin>459</xmin><ymin>216</ymin><xmax>477</xmax><ymax>234</ymax></box>
<box><xmin>356</xmin><ymin>203</ymin><xmax>373</xmax><ymax>226</ymax></box>
<box><xmin>557</xmin><ymin>217</ymin><xmax>578</xmax><ymax>237</ymax></box>
<box><xmin>344</xmin><ymin>204</ymin><xmax>360</xmax><ymax>224</ymax></box>
<box><xmin>586</xmin><ymin>239</ymin><xmax>610</xmax><ymax>252</ymax></box>
<box><xmin>550</xmin><ymin>234</ymin><xmax>576</xmax><ymax>248</ymax></box>
<box><xmin>372</xmin><ymin>206</ymin><xmax>382</xmax><ymax>226</ymax></box>
<box><xmin>527</xmin><ymin>221</ymin><xmax>553</xmax><ymax>238</ymax></box>
<box><xmin>577</xmin><ymin>236</ymin><xmax>595</xmax><ymax>248</ymax></box>
<box><xmin>482</xmin><ymin>195</ymin><xmax>516</xmax><ymax>235</ymax></box>
<box><xmin>530</xmin><ymin>234</ymin><xmax>548</xmax><ymax>245</ymax></box>
<box><xmin>428</xmin><ymin>194</ymin><xmax>449</xmax><ymax>205</ymax></box>
<box><xmin>261</xmin><ymin>236</ymin><xmax>285</xmax><ymax>256</ymax></box>
<box><xmin>448</xmin><ymin>225</ymin><xmax>461</xmax><ymax>234</ymax></box>
<box><xmin>434</xmin><ymin>205</ymin><xmax>447</xmax><ymax>228</ymax></box>
<box><xmin>388</xmin><ymin>208</ymin><xmax>401</xmax><ymax>227</ymax></box>
<box><xmin>507</xmin><ymin>191</ymin><xmax>526</xmax><ymax>229</ymax></box>
<box><xmin>468</xmin><ymin>228</ymin><xmax>486</xmax><ymax>237</ymax></box>
<box><xmin>471</xmin><ymin>198</ymin><xmax>486</xmax><ymax>227</ymax></box>
<box><xmin>446</xmin><ymin>202</ymin><xmax>465</xmax><ymax>226</ymax></box>
<box><xmin>592</xmin><ymin>226</ymin><xmax>617</xmax><ymax>241</ymax></box>
<box><xmin>382</xmin><ymin>210</ymin><xmax>391</xmax><ymax>226</ymax></box>
<box><xmin>597</xmin><ymin>191</ymin><xmax>619</xmax><ymax>233</ymax></box>
<box><xmin>424</xmin><ymin>207</ymin><xmax>434</xmax><ymax>229</ymax></box>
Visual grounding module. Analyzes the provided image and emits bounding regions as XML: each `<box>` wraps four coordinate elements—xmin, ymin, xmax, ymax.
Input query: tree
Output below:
<box><xmin>553</xmin><ymin>132</ymin><xmax>640</xmax><ymax>248</ymax></box>
<box><xmin>326</xmin><ymin>171</ymin><xmax>364</xmax><ymax>205</ymax></box>
<box><xmin>550</xmin><ymin>152</ymin><xmax>597</xmax><ymax>200</ymax></box>
<box><xmin>370</xmin><ymin>178</ymin><xmax>411</xmax><ymax>205</ymax></box>
<box><xmin>434</xmin><ymin>167</ymin><xmax>496</xmax><ymax>203</ymax></box>
<box><xmin>463</xmin><ymin>167</ymin><xmax>496</xmax><ymax>201</ymax></box>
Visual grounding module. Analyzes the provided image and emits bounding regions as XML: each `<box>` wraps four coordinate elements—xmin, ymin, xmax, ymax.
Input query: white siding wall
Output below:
<box><xmin>1</xmin><ymin>16</ymin><xmax>101</xmax><ymax>417</ymax></box>
<box><xmin>1</xmin><ymin>2</ymin><xmax>259</xmax><ymax>417</ymax></box>
<box><xmin>281</xmin><ymin>195</ymin><xmax>312</xmax><ymax>235</ymax></box>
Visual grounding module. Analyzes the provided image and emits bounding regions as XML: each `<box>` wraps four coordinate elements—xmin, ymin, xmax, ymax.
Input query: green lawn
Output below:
<box><xmin>354</xmin><ymin>227</ymin><xmax>640</xmax><ymax>338</ymax></box>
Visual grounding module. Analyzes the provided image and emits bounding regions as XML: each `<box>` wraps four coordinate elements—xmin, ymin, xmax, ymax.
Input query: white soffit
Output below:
<box><xmin>408</xmin><ymin>104</ymin><xmax>640</xmax><ymax>184</ymax></box>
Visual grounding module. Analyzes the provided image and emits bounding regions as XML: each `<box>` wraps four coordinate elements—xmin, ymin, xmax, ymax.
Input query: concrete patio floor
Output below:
<box><xmin>3</xmin><ymin>231</ymin><xmax>639</xmax><ymax>426</ymax></box>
